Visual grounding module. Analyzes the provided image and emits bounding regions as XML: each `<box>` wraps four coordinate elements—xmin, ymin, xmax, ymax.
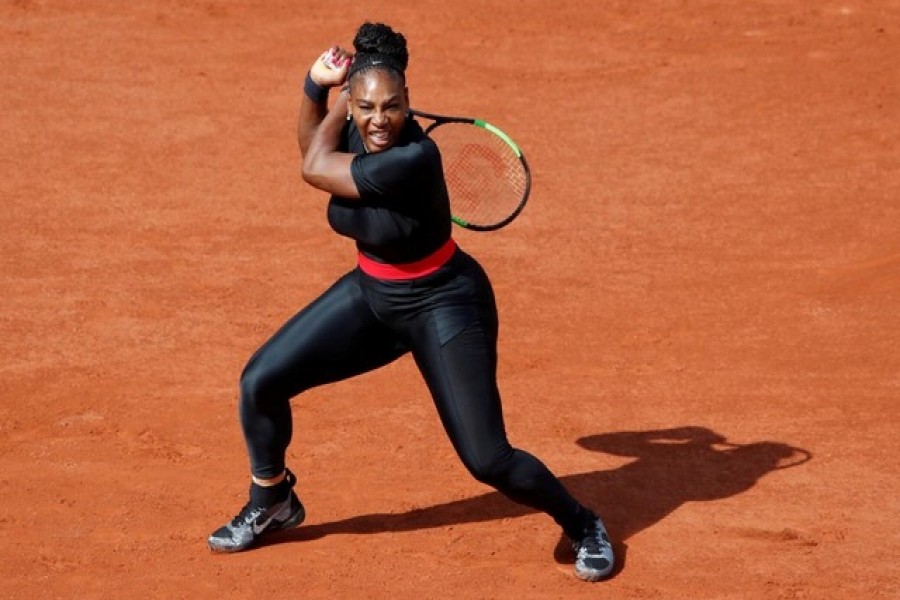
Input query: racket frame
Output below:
<box><xmin>410</xmin><ymin>109</ymin><xmax>532</xmax><ymax>231</ymax></box>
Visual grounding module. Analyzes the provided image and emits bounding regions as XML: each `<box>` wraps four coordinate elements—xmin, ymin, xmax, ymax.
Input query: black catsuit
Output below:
<box><xmin>238</xmin><ymin>117</ymin><xmax>593</xmax><ymax>539</ymax></box>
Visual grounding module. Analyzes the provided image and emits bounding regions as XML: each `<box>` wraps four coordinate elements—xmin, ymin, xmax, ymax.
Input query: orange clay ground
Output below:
<box><xmin>1</xmin><ymin>1</ymin><xmax>897</xmax><ymax>598</ymax></box>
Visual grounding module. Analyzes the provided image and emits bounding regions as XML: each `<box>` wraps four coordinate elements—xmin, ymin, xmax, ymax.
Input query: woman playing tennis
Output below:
<box><xmin>207</xmin><ymin>22</ymin><xmax>614</xmax><ymax>582</ymax></box>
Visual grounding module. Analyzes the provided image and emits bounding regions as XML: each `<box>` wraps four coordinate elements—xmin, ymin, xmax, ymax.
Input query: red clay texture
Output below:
<box><xmin>1</xmin><ymin>1</ymin><xmax>897</xmax><ymax>598</ymax></box>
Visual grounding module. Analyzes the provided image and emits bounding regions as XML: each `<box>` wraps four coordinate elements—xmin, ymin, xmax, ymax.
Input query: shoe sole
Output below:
<box><xmin>575</xmin><ymin>568</ymin><xmax>612</xmax><ymax>582</ymax></box>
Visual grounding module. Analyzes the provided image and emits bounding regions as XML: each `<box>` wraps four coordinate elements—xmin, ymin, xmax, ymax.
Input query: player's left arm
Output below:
<box><xmin>298</xmin><ymin>48</ymin><xmax>348</xmax><ymax>155</ymax></box>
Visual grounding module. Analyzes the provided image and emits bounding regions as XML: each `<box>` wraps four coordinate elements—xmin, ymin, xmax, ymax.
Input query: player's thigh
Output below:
<box><xmin>243</xmin><ymin>271</ymin><xmax>407</xmax><ymax>398</ymax></box>
<box><xmin>412</xmin><ymin>314</ymin><xmax>509</xmax><ymax>467</ymax></box>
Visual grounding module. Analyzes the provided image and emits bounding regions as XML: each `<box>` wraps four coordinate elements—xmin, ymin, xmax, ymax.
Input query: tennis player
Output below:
<box><xmin>207</xmin><ymin>21</ymin><xmax>614</xmax><ymax>581</ymax></box>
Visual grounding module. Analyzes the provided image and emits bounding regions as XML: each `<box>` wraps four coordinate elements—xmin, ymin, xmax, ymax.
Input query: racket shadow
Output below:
<box><xmin>265</xmin><ymin>425</ymin><xmax>810</xmax><ymax>572</ymax></box>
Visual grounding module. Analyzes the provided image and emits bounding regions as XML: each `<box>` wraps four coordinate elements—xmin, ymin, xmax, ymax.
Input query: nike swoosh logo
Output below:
<box><xmin>252</xmin><ymin>513</ymin><xmax>277</xmax><ymax>534</ymax></box>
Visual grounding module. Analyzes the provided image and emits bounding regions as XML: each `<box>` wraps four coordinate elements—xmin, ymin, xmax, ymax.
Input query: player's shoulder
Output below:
<box><xmin>410</xmin><ymin>120</ymin><xmax>444</xmax><ymax>160</ymax></box>
<box><xmin>391</xmin><ymin>120</ymin><xmax>439</xmax><ymax>162</ymax></box>
<box><xmin>401</xmin><ymin>118</ymin><xmax>429</xmax><ymax>147</ymax></box>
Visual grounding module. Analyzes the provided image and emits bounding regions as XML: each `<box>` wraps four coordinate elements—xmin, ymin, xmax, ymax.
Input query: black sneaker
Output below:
<box><xmin>572</xmin><ymin>517</ymin><xmax>615</xmax><ymax>581</ymax></box>
<box><xmin>207</xmin><ymin>470</ymin><xmax>305</xmax><ymax>553</ymax></box>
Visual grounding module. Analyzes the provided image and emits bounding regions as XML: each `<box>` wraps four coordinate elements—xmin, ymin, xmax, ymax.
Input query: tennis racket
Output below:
<box><xmin>410</xmin><ymin>109</ymin><xmax>531</xmax><ymax>231</ymax></box>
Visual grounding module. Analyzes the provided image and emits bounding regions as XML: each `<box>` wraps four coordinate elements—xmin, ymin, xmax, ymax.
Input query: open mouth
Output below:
<box><xmin>368</xmin><ymin>129</ymin><xmax>391</xmax><ymax>150</ymax></box>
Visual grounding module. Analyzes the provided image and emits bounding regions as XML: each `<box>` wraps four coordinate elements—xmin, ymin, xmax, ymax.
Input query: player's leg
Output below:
<box><xmin>238</xmin><ymin>270</ymin><xmax>406</xmax><ymax>479</ymax></box>
<box><xmin>407</xmin><ymin>254</ymin><xmax>614</xmax><ymax>580</ymax></box>
<box><xmin>411</xmin><ymin>314</ymin><xmax>589</xmax><ymax>528</ymax></box>
<box><xmin>209</xmin><ymin>270</ymin><xmax>407</xmax><ymax>553</ymax></box>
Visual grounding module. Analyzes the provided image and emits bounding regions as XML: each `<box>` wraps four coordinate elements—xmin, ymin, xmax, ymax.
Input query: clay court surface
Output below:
<box><xmin>2</xmin><ymin>1</ymin><xmax>898</xmax><ymax>598</ymax></box>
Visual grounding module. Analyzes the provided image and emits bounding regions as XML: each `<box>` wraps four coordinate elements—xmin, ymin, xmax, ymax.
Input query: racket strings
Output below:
<box><xmin>429</xmin><ymin>123</ymin><xmax>528</xmax><ymax>228</ymax></box>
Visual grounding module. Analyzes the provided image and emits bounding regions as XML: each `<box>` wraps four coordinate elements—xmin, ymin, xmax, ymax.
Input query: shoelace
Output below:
<box><xmin>231</xmin><ymin>502</ymin><xmax>264</xmax><ymax>528</ymax></box>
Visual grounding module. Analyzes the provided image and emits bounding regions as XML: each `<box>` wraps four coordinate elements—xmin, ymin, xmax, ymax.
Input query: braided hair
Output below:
<box><xmin>347</xmin><ymin>22</ymin><xmax>408</xmax><ymax>82</ymax></box>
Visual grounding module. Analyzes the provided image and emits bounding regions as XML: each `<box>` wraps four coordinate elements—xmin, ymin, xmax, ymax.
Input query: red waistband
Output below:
<box><xmin>358</xmin><ymin>239</ymin><xmax>457</xmax><ymax>280</ymax></box>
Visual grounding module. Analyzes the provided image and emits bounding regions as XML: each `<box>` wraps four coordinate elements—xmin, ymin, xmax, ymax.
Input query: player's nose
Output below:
<box><xmin>372</xmin><ymin>110</ymin><xmax>388</xmax><ymax>126</ymax></box>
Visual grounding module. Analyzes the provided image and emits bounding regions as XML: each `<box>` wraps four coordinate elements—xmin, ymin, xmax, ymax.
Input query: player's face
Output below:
<box><xmin>349</xmin><ymin>69</ymin><xmax>409</xmax><ymax>154</ymax></box>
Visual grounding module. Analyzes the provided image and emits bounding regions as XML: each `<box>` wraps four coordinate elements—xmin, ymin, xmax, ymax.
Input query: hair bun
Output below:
<box><xmin>352</xmin><ymin>22</ymin><xmax>408</xmax><ymax>72</ymax></box>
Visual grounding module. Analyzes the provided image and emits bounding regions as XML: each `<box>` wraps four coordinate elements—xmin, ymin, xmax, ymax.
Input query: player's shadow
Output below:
<box><xmin>272</xmin><ymin>425</ymin><xmax>810</xmax><ymax>573</ymax></box>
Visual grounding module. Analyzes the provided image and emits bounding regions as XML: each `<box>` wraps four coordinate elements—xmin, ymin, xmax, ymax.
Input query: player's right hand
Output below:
<box><xmin>310</xmin><ymin>46</ymin><xmax>353</xmax><ymax>88</ymax></box>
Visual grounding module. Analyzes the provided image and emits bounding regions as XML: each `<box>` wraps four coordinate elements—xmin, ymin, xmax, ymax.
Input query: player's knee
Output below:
<box><xmin>239</xmin><ymin>362</ymin><xmax>277</xmax><ymax>408</ymax></box>
<box><xmin>462</xmin><ymin>447</ymin><xmax>514</xmax><ymax>487</ymax></box>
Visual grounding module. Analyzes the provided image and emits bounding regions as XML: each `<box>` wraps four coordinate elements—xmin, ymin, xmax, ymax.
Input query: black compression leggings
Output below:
<box><xmin>238</xmin><ymin>249</ymin><xmax>591</xmax><ymax>538</ymax></box>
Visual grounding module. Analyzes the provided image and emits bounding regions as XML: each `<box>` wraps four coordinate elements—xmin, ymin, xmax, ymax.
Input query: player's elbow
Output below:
<box><xmin>301</xmin><ymin>156</ymin><xmax>323</xmax><ymax>186</ymax></box>
<box><xmin>300</xmin><ymin>153</ymin><xmax>359</xmax><ymax>198</ymax></box>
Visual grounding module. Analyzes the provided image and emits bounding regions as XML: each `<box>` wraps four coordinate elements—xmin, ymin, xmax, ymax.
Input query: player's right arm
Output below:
<box><xmin>298</xmin><ymin>47</ymin><xmax>352</xmax><ymax>157</ymax></box>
